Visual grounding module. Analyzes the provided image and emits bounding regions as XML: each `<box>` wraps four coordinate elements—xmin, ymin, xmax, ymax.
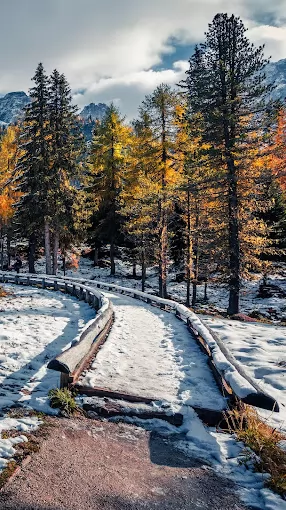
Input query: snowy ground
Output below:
<box><xmin>202</xmin><ymin>316</ymin><xmax>286</xmax><ymax>432</ymax></box>
<box><xmin>29</xmin><ymin>254</ymin><xmax>286</xmax><ymax>321</ymax></box>
<box><xmin>2</xmin><ymin>260</ymin><xmax>286</xmax><ymax>508</ymax></box>
<box><xmin>0</xmin><ymin>284</ymin><xmax>94</xmax><ymax>471</ymax></box>
<box><xmin>79</xmin><ymin>291</ymin><xmax>226</xmax><ymax>411</ymax></box>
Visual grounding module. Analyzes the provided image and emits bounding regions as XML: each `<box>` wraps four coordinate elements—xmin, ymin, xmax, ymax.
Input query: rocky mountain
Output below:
<box><xmin>1</xmin><ymin>58</ymin><xmax>286</xmax><ymax>130</ymax></box>
<box><xmin>79</xmin><ymin>102</ymin><xmax>108</xmax><ymax>121</ymax></box>
<box><xmin>265</xmin><ymin>59</ymin><xmax>286</xmax><ymax>102</ymax></box>
<box><xmin>0</xmin><ymin>91</ymin><xmax>30</xmax><ymax>124</ymax></box>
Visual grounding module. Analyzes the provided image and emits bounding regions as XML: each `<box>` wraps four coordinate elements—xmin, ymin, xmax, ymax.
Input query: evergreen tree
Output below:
<box><xmin>48</xmin><ymin>70</ymin><xmax>85</xmax><ymax>274</ymax></box>
<box><xmin>183</xmin><ymin>14</ymin><xmax>271</xmax><ymax>314</ymax></box>
<box><xmin>15</xmin><ymin>63</ymin><xmax>50</xmax><ymax>273</ymax></box>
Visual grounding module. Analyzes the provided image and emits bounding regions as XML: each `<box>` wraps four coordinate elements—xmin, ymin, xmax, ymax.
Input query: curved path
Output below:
<box><xmin>79</xmin><ymin>290</ymin><xmax>226</xmax><ymax>411</ymax></box>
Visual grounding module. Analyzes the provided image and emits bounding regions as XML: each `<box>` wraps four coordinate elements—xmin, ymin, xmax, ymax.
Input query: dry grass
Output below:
<box><xmin>0</xmin><ymin>461</ymin><xmax>17</xmax><ymax>489</ymax></box>
<box><xmin>223</xmin><ymin>405</ymin><xmax>286</xmax><ymax>498</ymax></box>
<box><xmin>0</xmin><ymin>285</ymin><xmax>12</xmax><ymax>298</ymax></box>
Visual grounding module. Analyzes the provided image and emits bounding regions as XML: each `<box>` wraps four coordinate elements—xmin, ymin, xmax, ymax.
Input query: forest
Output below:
<box><xmin>0</xmin><ymin>13</ymin><xmax>285</xmax><ymax>316</ymax></box>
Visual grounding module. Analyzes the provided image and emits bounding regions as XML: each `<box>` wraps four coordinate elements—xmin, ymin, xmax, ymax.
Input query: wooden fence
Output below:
<box><xmin>0</xmin><ymin>272</ymin><xmax>279</xmax><ymax>413</ymax></box>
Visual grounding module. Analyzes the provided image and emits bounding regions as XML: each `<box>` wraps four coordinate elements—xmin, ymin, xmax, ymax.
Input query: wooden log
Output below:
<box><xmin>48</xmin><ymin>304</ymin><xmax>113</xmax><ymax>378</ymax></box>
<box><xmin>75</xmin><ymin>386</ymin><xmax>157</xmax><ymax>404</ymax></box>
<box><xmin>82</xmin><ymin>397</ymin><xmax>183</xmax><ymax>427</ymax></box>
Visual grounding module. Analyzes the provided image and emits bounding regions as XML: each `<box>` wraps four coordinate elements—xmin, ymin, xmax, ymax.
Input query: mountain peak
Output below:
<box><xmin>0</xmin><ymin>91</ymin><xmax>30</xmax><ymax>124</ymax></box>
<box><xmin>80</xmin><ymin>102</ymin><xmax>108</xmax><ymax>121</ymax></box>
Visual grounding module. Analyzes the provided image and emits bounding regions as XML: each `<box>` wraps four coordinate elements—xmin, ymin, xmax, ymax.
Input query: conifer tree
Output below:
<box><xmin>183</xmin><ymin>14</ymin><xmax>271</xmax><ymax>314</ymax></box>
<box><xmin>138</xmin><ymin>85</ymin><xmax>181</xmax><ymax>298</ymax></box>
<box><xmin>0</xmin><ymin>125</ymin><xmax>21</xmax><ymax>268</ymax></box>
<box><xmin>15</xmin><ymin>63</ymin><xmax>50</xmax><ymax>273</ymax></box>
<box><xmin>88</xmin><ymin>104</ymin><xmax>132</xmax><ymax>275</ymax></box>
<box><xmin>48</xmin><ymin>70</ymin><xmax>85</xmax><ymax>274</ymax></box>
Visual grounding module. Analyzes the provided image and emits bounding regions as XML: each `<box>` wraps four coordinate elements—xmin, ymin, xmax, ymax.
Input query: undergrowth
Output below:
<box><xmin>48</xmin><ymin>388</ymin><xmax>79</xmax><ymax>416</ymax></box>
<box><xmin>224</xmin><ymin>405</ymin><xmax>286</xmax><ymax>499</ymax></box>
<box><xmin>0</xmin><ymin>461</ymin><xmax>17</xmax><ymax>488</ymax></box>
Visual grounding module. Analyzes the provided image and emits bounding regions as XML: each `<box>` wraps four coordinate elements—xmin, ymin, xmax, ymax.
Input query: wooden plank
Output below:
<box><xmin>82</xmin><ymin>396</ymin><xmax>183</xmax><ymax>427</ymax></box>
<box><xmin>75</xmin><ymin>386</ymin><xmax>157</xmax><ymax>405</ymax></box>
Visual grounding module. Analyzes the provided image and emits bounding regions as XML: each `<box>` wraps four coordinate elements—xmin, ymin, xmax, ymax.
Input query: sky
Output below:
<box><xmin>1</xmin><ymin>0</ymin><xmax>286</xmax><ymax>118</ymax></box>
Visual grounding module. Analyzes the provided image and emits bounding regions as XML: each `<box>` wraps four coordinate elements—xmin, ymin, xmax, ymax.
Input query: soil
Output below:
<box><xmin>0</xmin><ymin>416</ymin><xmax>247</xmax><ymax>510</ymax></box>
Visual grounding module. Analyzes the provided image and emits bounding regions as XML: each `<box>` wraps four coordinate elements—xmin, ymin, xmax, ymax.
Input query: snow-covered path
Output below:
<box><xmin>0</xmin><ymin>284</ymin><xmax>95</xmax><ymax>413</ymax></box>
<box><xmin>202</xmin><ymin>316</ymin><xmax>286</xmax><ymax>431</ymax></box>
<box><xmin>79</xmin><ymin>291</ymin><xmax>226</xmax><ymax>411</ymax></box>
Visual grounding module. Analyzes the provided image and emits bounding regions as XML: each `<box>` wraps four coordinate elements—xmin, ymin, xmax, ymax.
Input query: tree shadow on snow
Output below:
<box><xmin>0</xmin><ymin>291</ymin><xmax>91</xmax><ymax>414</ymax></box>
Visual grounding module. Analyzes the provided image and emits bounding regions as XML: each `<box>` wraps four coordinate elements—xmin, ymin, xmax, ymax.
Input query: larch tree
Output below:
<box><xmin>0</xmin><ymin>125</ymin><xmax>21</xmax><ymax>268</ymax></box>
<box><xmin>88</xmin><ymin>104</ymin><xmax>133</xmax><ymax>275</ymax></box>
<box><xmin>183</xmin><ymin>14</ymin><xmax>272</xmax><ymax>314</ymax></box>
<box><xmin>138</xmin><ymin>85</ymin><xmax>181</xmax><ymax>298</ymax></box>
<box><xmin>120</xmin><ymin>111</ymin><xmax>159</xmax><ymax>291</ymax></box>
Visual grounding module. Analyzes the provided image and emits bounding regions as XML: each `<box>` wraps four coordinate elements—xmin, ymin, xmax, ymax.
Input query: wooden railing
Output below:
<box><xmin>0</xmin><ymin>272</ymin><xmax>279</xmax><ymax>413</ymax></box>
<box><xmin>0</xmin><ymin>273</ymin><xmax>114</xmax><ymax>388</ymax></box>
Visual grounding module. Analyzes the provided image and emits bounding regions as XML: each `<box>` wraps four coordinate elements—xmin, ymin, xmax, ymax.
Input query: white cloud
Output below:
<box><xmin>0</xmin><ymin>1</ymin><xmax>285</xmax><ymax>117</ymax></box>
<box><xmin>73</xmin><ymin>61</ymin><xmax>188</xmax><ymax>119</ymax></box>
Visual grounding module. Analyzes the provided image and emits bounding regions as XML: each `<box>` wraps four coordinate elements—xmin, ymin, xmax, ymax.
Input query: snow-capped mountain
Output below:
<box><xmin>79</xmin><ymin>102</ymin><xmax>108</xmax><ymax>121</ymax></box>
<box><xmin>265</xmin><ymin>59</ymin><xmax>286</xmax><ymax>102</ymax></box>
<box><xmin>0</xmin><ymin>91</ymin><xmax>30</xmax><ymax>124</ymax></box>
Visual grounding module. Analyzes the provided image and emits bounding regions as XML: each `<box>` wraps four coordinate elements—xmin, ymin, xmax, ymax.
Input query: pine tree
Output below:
<box><xmin>15</xmin><ymin>63</ymin><xmax>50</xmax><ymax>273</ymax></box>
<box><xmin>183</xmin><ymin>14</ymin><xmax>272</xmax><ymax>314</ymax></box>
<box><xmin>88</xmin><ymin>104</ymin><xmax>132</xmax><ymax>275</ymax></box>
<box><xmin>48</xmin><ymin>70</ymin><xmax>85</xmax><ymax>274</ymax></box>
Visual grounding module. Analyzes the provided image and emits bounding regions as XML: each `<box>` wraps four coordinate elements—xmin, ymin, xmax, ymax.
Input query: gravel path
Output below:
<box><xmin>0</xmin><ymin>417</ymin><xmax>246</xmax><ymax>510</ymax></box>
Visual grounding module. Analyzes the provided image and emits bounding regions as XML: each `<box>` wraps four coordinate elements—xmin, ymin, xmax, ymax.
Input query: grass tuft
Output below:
<box><xmin>223</xmin><ymin>405</ymin><xmax>286</xmax><ymax>498</ymax></box>
<box><xmin>48</xmin><ymin>388</ymin><xmax>78</xmax><ymax>416</ymax></box>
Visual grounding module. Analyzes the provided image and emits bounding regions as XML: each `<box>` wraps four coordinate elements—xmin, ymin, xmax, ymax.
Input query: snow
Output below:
<box><xmin>79</xmin><ymin>291</ymin><xmax>226</xmax><ymax>410</ymax></box>
<box><xmin>202</xmin><ymin>316</ymin><xmax>286</xmax><ymax>432</ymax></box>
<box><xmin>0</xmin><ymin>284</ymin><xmax>95</xmax><ymax>414</ymax></box>
<box><xmin>0</xmin><ymin>415</ymin><xmax>41</xmax><ymax>470</ymax></box>
<box><xmin>1</xmin><ymin>261</ymin><xmax>285</xmax><ymax>508</ymax></box>
<box><xmin>0</xmin><ymin>283</ymin><xmax>95</xmax><ymax>473</ymax></box>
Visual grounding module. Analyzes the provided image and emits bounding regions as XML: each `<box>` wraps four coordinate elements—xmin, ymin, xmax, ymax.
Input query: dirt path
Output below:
<box><xmin>0</xmin><ymin>417</ymin><xmax>246</xmax><ymax>510</ymax></box>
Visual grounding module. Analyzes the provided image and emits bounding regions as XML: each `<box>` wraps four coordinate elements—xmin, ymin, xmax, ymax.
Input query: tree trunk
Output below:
<box><xmin>132</xmin><ymin>260</ymin><xmax>137</xmax><ymax>278</ymax></box>
<box><xmin>93</xmin><ymin>247</ymin><xmax>99</xmax><ymax>267</ymax></box>
<box><xmin>52</xmin><ymin>230</ymin><xmax>59</xmax><ymax>275</ymax></box>
<box><xmin>0</xmin><ymin>229</ymin><xmax>4</xmax><ymax>271</ymax></box>
<box><xmin>62</xmin><ymin>255</ymin><xmax>66</xmax><ymax>276</ymax></box>
<box><xmin>44</xmin><ymin>221</ymin><xmax>52</xmax><ymax>275</ymax></box>
<box><xmin>227</xmin><ymin>157</ymin><xmax>240</xmax><ymax>315</ymax></box>
<box><xmin>204</xmin><ymin>281</ymin><xmax>208</xmax><ymax>301</ymax></box>
<box><xmin>28</xmin><ymin>233</ymin><xmax>36</xmax><ymax>273</ymax></box>
<box><xmin>141</xmin><ymin>250</ymin><xmax>146</xmax><ymax>292</ymax></box>
<box><xmin>192</xmin><ymin>201</ymin><xmax>200</xmax><ymax>307</ymax></box>
<box><xmin>186</xmin><ymin>188</ymin><xmax>192</xmax><ymax>307</ymax></box>
<box><xmin>159</xmin><ymin>206</ymin><xmax>168</xmax><ymax>298</ymax></box>
<box><xmin>110</xmin><ymin>242</ymin><xmax>115</xmax><ymax>276</ymax></box>
<box><xmin>7</xmin><ymin>231</ymin><xmax>11</xmax><ymax>268</ymax></box>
